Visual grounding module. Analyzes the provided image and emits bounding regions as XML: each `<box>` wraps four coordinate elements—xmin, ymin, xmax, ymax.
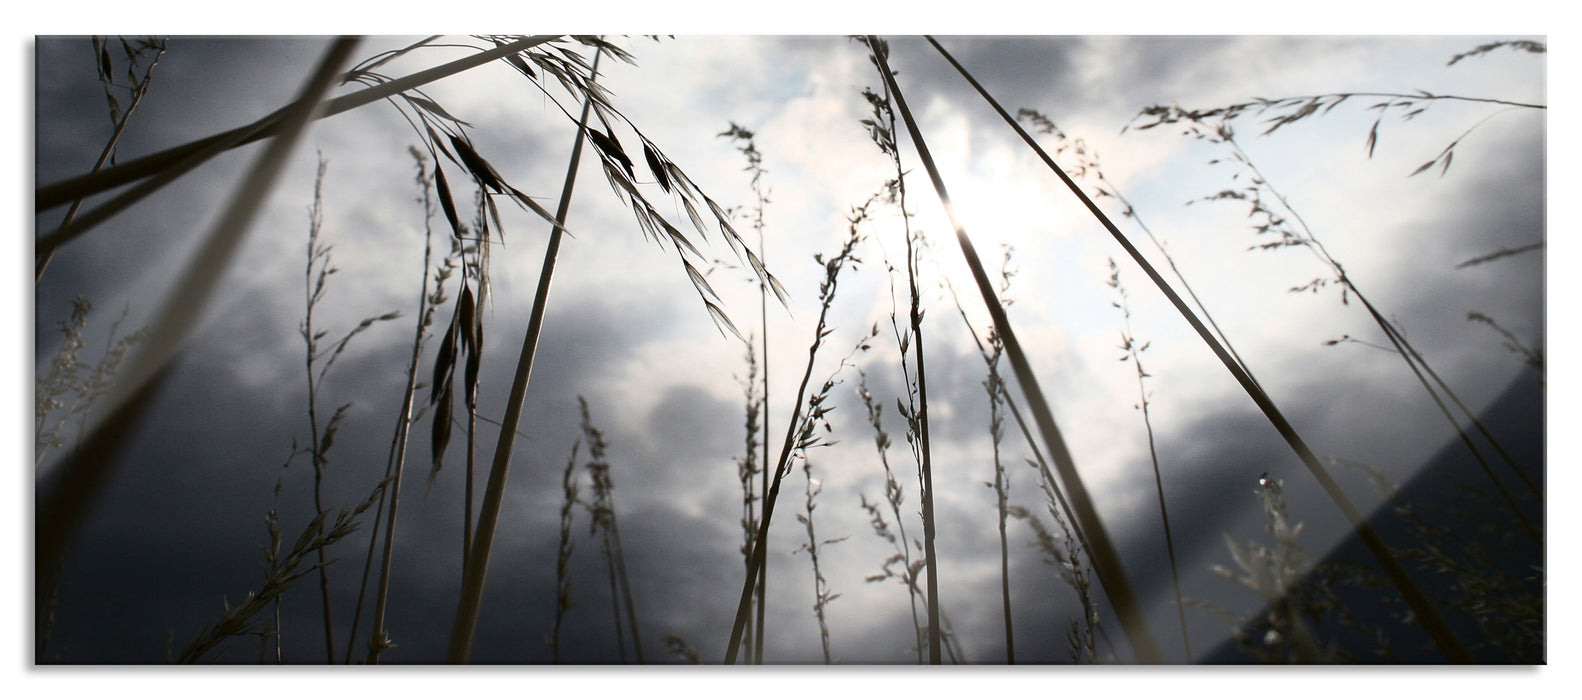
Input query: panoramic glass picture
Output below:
<box><xmin>33</xmin><ymin>35</ymin><xmax>1544</xmax><ymax>664</ymax></box>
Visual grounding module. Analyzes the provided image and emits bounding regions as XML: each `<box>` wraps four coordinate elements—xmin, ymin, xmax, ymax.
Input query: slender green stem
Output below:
<box><xmin>345</xmin><ymin>149</ymin><xmax>438</xmax><ymax>664</ymax></box>
<box><xmin>464</xmin><ymin>410</ymin><xmax>475</xmax><ymax>573</ymax></box>
<box><xmin>987</xmin><ymin>339</ymin><xmax>1015</xmax><ymax>663</ymax></box>
<box><xmin>724</xmin><ymin>194</ymin><xmax>871</xmax><ymax>664</ymax></box>
<box><xmin>364</xmin><ymin>374</ymin><xmax>415</xmax><ymax>663</ymax></box>
<box><xmin>890</xmin><ymin>83</ymin><xmax>942</xmax><ymax>666</ymax></box>
<box><xmin>924</xmin><ymin>34</ymin><xmax>1471</xmax><ymax>663</ymax></box>
<box><xmin>857</xmin><ymin>372</ymin><xmax>926</xmax><ymax>662</ymax></box>
<box><xmin>550</xmin><ymin>441</ymin><xmax>580</xmax><ymax>664</ymax></box>
<box><xmin>797</xmin><ymin>462</ymin><xmax>836</xmax><ymax>664</ymax></box>
<box><xmin>445</xmin><ymin>46</ymin><xmax>602</xmax><ymax>664</ymax></box>
<box><xmin>581</xmin><ymin>398</ymin><xmax>645</xmax><ymax>663</ymax></box>
<box><xmin>1109</xmin><ymin>264</ymin><xmax>1192</xmax><ymax>661</ymax></box>
<box><xmin>302</xmin><ymin>155</ymin><xmax>336</xmax><ymax>664</ymax></box>
<box><xmin>733</xmin><ymin>340</ymin><xmax>759</xmax><ymax>663</ymax></box>
<box><xmin>863</xmin><ymin>53</ymin><xmax>943</xmax><ymax>663</ymax></box>
<box><xmin>609</xmin><ymin>504</ymin><xmax>644</xmax><ymax>663</ymax></box>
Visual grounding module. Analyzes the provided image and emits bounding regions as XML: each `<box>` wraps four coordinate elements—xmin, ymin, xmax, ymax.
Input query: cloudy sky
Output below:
<box><xmin>25</xmin><ymin>21</ymin><xmax>1554</xmax><ymax>679</ymax></box>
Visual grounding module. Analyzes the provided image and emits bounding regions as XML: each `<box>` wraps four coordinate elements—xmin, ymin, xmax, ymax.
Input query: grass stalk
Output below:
<box><xmin>723</xmin><ymin>190</ymin><xmax>876</xmax><ymax>664</ymax></box>
<box><xmin>754</xmin><ymin>149</ymin><xmax>771</xmax><ymax>668</ymax></box>
<box><xmin>446</xmin><ymin>193</ymin><xmax>494</xmax><ymax>577</ymax></box>
<box><xmin>720</xmin><ymin>123</ymin><xmax>774</xmax><ymax>663</ymax></box>
<box><xmin>301</xmin><ymin>154</ymin><xmax>338</xmax><ymax>664</ymax></box>
<box><xmin>33</xmin><ymin>296</ymin><xmax>146</xmax><ymax>655</ymax></box>
<box><xmin>869</xmin><ymin>35</ymin><xmax>1163</xmax><ymax>663</ymax></box>
<box><xmin>1360</xmin><ymin>295</ymin><xmax>1541</xmax><ymax>542</ymax></box>
<box><xmin>1466</xmin><ymin>311</ymin><xmax>1544</xmax><ymax>377</ymax></box>
<box><xmin>1126</xmin><ymin>87</ymin><xmax>1544</xmax><ymax>178</ymax></box>
<box><xmin>895</xmin><ymin>109</ymin><xmax>942</xmax><ymax>669</ymax></box>
<box><xmin>1107</xmin><ymin>260</ymin><xmax>1192</xmax><ymax>662</ymax></box>
<box><xmin>1380</xmin><ymin>304</ymin><xmax>1540</xmax><ymax>496</ymax></box>
<box><xmin>1457</xmin><ymin>242</ymin><xmax>1544</xmax><ymax>269</ymax></box>
<box><xmin>986</xmin><ymin>329</ymin><xmax>1015</xmax><ymax>663</ymax></box>
<box><xmin>444</xmin><ymin>46</ymin><xmax>602</xmax><ymax>663</ymax></box>
<box><xmin>356</xmin><ymin>151</ymin><xmax>457</xmax><ymax>663</ymax></box>
<box><xmin>1011</xmin><ymin>503</ymin><xmax>1101</xmax><ymax>661</ymax></box>
<box><xmin>980</xmin><ymin>248</ymin><xmax>1022</xmax><ymax>663</ymax></box>
<box><xmin>463</xmin><ymin>409</ymin><xmax>475</xmax><ymax>571</ymax></box>
<box><xmin>35</xmin><ymin>298</ymin><xmax>147</xmax><ymax>469</ymax></box>
<box><xmin>794</xmin><ymin>461</ymin><xmax>845</xmax><ymax>664</ymax></box>
<box><xmin>581</xmin><ymin>399</ymin><xmax>628</xmax><ymax>662</ymax></box>
<box><xmin>922</xmin><ymin>34</ymin><xmax>1471</xmax><ymax>663</ymax></box>
<box><xmin>732</xmin><ymin>338</ymin><xmax>762</xmax><ymax>663</ymax></box>
<box><xmin>782</xmin><ymin>331</ymin><xmax>873</xmax><ymax>664</ymax></box>
<box><xmin>579</xmin><ymin>397</ymin><xmax>645</xmax><ymax>663</ymax></box>
<box><xmin>1213</xmin><ymin>476</ymin><xmax>1332</xmax><ymax>663</ymax></box>
<box><xmin>856</xmin><ymin>372</ymin><xmax>925</xmax><ymax>662</ymax></box>
<box><xmin>290</xmin><ymin>154</ymin><xmax>404</xmax><ymax>662</ymax></box>
<box><xmin>858</xmin><ymin>59</ymin><xmax>943</xmax><ymax>663</ymax></box>
<box><xmin>263</xmin><ymin>447</ymin><xmax>299</xmax><ymax>664</ymax></box>
<box><xmin>550</xmin><ymin>440</ymin><xmax>580</xmax><ymax>663</ymax></box>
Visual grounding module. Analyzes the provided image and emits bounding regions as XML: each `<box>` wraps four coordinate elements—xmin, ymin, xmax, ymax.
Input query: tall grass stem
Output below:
<box><xmin>345</xmin><ymin>149</ymin><xmax>441</xmax><ymax>663</ymax></box>
<box><xmin>444</xmin><ymin>45</ymin><xmax>602</xmax><ymax>664</ymax></box>
<box><xmin>723</xmin><ymin>193</ymin><xmax>872</xmax><ymax>664</ymax></box>
<box><xmin>1109</xmin><ymin>262</ymin><xmax>1192</xmax><ymax>661</ymax></box>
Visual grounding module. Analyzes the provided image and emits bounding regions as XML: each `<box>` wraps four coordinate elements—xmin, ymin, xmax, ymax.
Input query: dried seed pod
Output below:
<box><xmin>643</xmin><ymin>142</ymin><xmax>670</xmax><ymax>193</ymax></box>
<box><xmin>448</xmin><ymin>134</ymin><xmax>504</xmax><ymax>193</ymax></box>
<box><xmin>464</xmin><ymin>326</ymin><xmax>482</xmax><ymax>410</ymax></box>
<box><xmin>505</xmin><ymin>51</ymin><xmax>536</xmax><ymax>79</ymax></box>
<box><xmin>587</xmin><ymin>128</ymin><xmax>634</xmax><ymax>181</ymax></box>
<box><xmin>457</xmin><ymin>285</ymin><xmax>476</xmax><ymax>352</ymax></box>
<box><xmin>435</xmin><ymin>164</ymin><xmax>463</xmax><ymax>240</ymax></box>
<box><xmin>432</xmin><ymin>383</ymin><xmax>453</xmax><ymax>475</ymax></box>
<box><xmin>431</xmin><ymin>319</ymin><xmax>457</xmax><ymax>405</ymax></box>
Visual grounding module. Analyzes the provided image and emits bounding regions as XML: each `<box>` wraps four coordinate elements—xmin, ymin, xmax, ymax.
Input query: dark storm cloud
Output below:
<box><xmin>44</xmin><ymin>347</ymin><xmax>334</xmax><ymax>662</ymax></box>
<box><xmin>893</xmin><ymin>35</ymin><xmax>1083</xmax><ymax>105</ymax></box>
<box><xmin>875</xmin><ymin>36</ymin><xmax>1241</xmax><ymax>130</ymax></box>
